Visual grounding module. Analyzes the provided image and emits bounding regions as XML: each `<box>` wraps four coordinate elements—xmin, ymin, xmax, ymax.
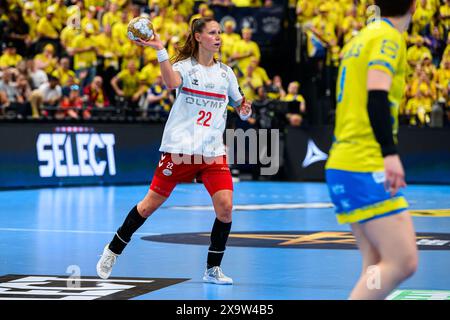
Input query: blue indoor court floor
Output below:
<box><xmin>0</xmin><ymin>182</ymin><xmax>449</xmax><ymax>300</ymax></box>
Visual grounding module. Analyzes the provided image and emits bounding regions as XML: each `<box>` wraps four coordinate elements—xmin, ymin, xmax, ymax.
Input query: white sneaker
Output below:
<box><xmin>96</xmin><ymin>244</ymin><xmax>118</xmax><ymax>279</ymax></box>
<box><xmin>203</xmin><ymin>266</ymin><xmax>233</xmax><ymax>285</ymax></box>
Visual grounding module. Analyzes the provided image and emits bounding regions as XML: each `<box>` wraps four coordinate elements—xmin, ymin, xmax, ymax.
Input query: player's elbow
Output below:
<box><xmin>164</xmin><ymin>79</ymin><xmax>181</xmax><ymax>90</ymax></box>
<box><xmin>165</xmin><ymin>84</ymin><xmax>179</xmax><ymax>90</ymax></box>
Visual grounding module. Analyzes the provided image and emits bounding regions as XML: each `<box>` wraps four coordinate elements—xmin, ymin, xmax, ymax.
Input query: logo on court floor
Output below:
<box><xmin>387</xmin><ymin>290</ymin><xmax>450</xmax><ymax>300</ymax></box>
<box><xmin>142</xmin><ymin>231</ymin><xmax>450</xmax><ymax>250</ymax></box>
<box><xmin>0</xmin><ymin>275</ymin><xmax>188</xmax><ymax>300</ymax></box>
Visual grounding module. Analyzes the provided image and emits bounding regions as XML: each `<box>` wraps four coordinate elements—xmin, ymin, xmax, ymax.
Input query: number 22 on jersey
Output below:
<box><xmin>197</xmin><ymin>110</ymin><xmax>212</xmax><ymax>127</ymax></box>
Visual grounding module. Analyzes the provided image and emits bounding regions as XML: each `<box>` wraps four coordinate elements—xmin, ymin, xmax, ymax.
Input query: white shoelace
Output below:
<box><xmin>102</xmin><ymin>255</ymin><xmax>116</xmax><ymax>271</ymax></box>
<box><xmin>211</xmin><ymin>266</ymin><xmax>225</xmax><ymax>278</ymax></box>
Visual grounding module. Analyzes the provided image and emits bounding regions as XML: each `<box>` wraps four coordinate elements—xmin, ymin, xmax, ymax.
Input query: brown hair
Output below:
<box><xmin>172</xmin><ymin>17</ymin><xmax>216</xmax><ymax>64</ymax></box>
<box><xmin>374</xmin><ymin>0</ymin><xmax>414</xmax><ymax>17</ymax></box>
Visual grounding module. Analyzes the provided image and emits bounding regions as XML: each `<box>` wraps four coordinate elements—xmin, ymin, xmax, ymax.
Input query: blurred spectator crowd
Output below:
<box><xmin>299</xmin><ymin>0</ymin><xmax>450</xmax><ymax>127</ymax></box>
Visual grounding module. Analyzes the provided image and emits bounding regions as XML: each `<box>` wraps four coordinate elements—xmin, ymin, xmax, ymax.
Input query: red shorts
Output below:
<box><xmin>150</xmin><ymin>153</ymin><xmax>233</xmax><ymax>197</ymax></box>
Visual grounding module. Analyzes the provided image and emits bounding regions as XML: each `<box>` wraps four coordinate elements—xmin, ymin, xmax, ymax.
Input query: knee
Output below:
<box><xmin>402</xmin><ymin>253</ymin><xmax>418</xmax><ymax>279</ymax></box>
<box><xmin>215</xmin><ymin>199</ymin><xmax>233</xmax><ymax>222</ymax></box>
<box><xmin>393</xmin><ymin>251</ymin><xmax>418</xmax><ymax>280</ymax></box>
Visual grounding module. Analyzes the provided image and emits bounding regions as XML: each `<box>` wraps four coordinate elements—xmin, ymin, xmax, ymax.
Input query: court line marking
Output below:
<box><xmin>0</xmin><ymin>228</ymin><xmax>159</xmax><ymax>236</ymax></box>
<box><xmin>165</xmin><ymin>203</ymin><xmax>334</xmax><ymax>211</ymax></box>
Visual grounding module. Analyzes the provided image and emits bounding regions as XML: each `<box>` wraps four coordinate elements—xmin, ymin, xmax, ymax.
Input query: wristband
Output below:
<box><xmin>157</xmin><ymin>48</ymin><xmax>169</xmax><ymax>63</ymax></box>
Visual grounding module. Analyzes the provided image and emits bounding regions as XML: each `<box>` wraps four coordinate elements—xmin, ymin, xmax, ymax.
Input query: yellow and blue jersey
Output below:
<box><xmin>326</xmin><ymin>18</ymin><xmax>407</xmax><ymax>173</ymax></box>
<box><xmin>325</xmin><ymin>19</ymin><xmax>409</xmax><ymax>224</ymax></box>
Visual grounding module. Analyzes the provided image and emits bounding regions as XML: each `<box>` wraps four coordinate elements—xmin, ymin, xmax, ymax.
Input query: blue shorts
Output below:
<box><xmin>325</xmin><ymin>169</ymin><xmax>409</xmax><ymax>224</ymax></box>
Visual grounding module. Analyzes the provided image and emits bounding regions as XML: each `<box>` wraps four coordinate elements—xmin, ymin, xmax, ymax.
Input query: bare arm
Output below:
<box><xmin>134</xmin><ymin>34</ymin><xmax>182</xmax><ymax>90</ymax></box>
<box><xmin>367</xmin><ymin>69</ymin><xmax>392</xmax><ymax>91</ymax></box>
<box><xmin>132</xmin><ymin>85</ymin><xmax>148</xmax><ymax>101</ymax></box>
<box><xmin>147</xmin><ymin>93</ymin><xmax>164</xmax><ymax>104</ymax></box>
<box><xmin>159</xmin><ymin>59</ymin><xmax>182</xmax><ymax>90</ymax></box>
<box><xmin>72</xmin><ymin>46</ymin><xmax>95</xmax><ymax>54</ymax></box>
<box><xmin>110</xmin><ymin>76</ymin><xmax>124</xmax><ymax>96</ymax></box>
<box><xmin>300</xmin><ymin>100</ymin><xmax>306</xmax><ymax>113</ymax></box>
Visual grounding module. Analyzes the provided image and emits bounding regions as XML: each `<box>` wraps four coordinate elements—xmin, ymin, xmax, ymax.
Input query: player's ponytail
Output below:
<box><xmin>172</xmin><ymin>17</ymin><xmax>216</xmax><ymax>64</ymax></box>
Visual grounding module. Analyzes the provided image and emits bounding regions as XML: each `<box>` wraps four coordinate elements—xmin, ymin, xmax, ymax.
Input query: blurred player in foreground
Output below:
<box><xmin>325</xmin><ymin>0</ymin><xmax>418</xmax><ymax>300</ymax></box>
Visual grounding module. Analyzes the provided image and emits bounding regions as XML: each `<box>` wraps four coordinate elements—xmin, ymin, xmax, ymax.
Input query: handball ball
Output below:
<box><xmin>127</xmin><ymin>17</ymin><xmax>155</xmax><ymax>42</ymax></box>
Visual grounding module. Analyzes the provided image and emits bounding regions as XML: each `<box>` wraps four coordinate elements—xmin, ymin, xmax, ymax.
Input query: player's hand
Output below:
<box><xmin>237</xmin><ymin>99</ymin><xmax>252</xmax><ymax>120</ymax></box>
<box><xmin>133</xmin><ymin>33</ymin><xmax>164</xmax><ymax>51</ymax></box>
<box><xmin>384</xmin><ymin>154</ymin><xmax>407</xmax><ymax>196</ymax></box>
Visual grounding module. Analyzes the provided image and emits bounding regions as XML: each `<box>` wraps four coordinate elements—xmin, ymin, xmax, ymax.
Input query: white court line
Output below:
<box><xmin>10</xmin><ymin>277</ymin><xmax>155</xmax><ymax>283</ymax></box>
<box><xmin>0</xmin><ymin>228</ymin><xmax>159</xmax><ymax>236</ymax></box>
<box><xmin>167</xmin><ymin>203</ymin><xmax>334</xmax><ymax>211</ymax></box>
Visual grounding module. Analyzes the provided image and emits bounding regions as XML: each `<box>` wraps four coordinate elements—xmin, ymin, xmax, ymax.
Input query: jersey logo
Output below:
<box><xmin>192</xmin><ymin>79</ymin><xmax>199</xmax><ymax>86</ymax></box>
<box><xmin>158</xmin><ymin>154</ymin><xmax>166</xmax><ymax>167</ymax></box>
<box><xmin>372</xmin><ymin>172</ymin><xmax>385</xmax><ymax>184</ymax></box>
<box><xmin>188</xmin><ymin>68</ymin><xmax>198</xmax><ymax>76</ymax></box>
<box><xmin>181</xmin><ymin>87</ymin><xmax>226</xmax><ymax>102</ymax></box>
<box><xmin>380</xmin><ymin>39</ymin><xmax>399</xmax><ymax>59</ymax></box>
<box><xmin>331</xmin><ymin>184</ymin><xmax>346</xmax><ymax>195</ymax></box>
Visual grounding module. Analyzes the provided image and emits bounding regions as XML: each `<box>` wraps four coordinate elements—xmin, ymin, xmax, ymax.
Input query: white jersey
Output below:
<box><xmin>159</xmin><ymin>57</ymin><xmax>243</xmax><ymax>157</ymax></box>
